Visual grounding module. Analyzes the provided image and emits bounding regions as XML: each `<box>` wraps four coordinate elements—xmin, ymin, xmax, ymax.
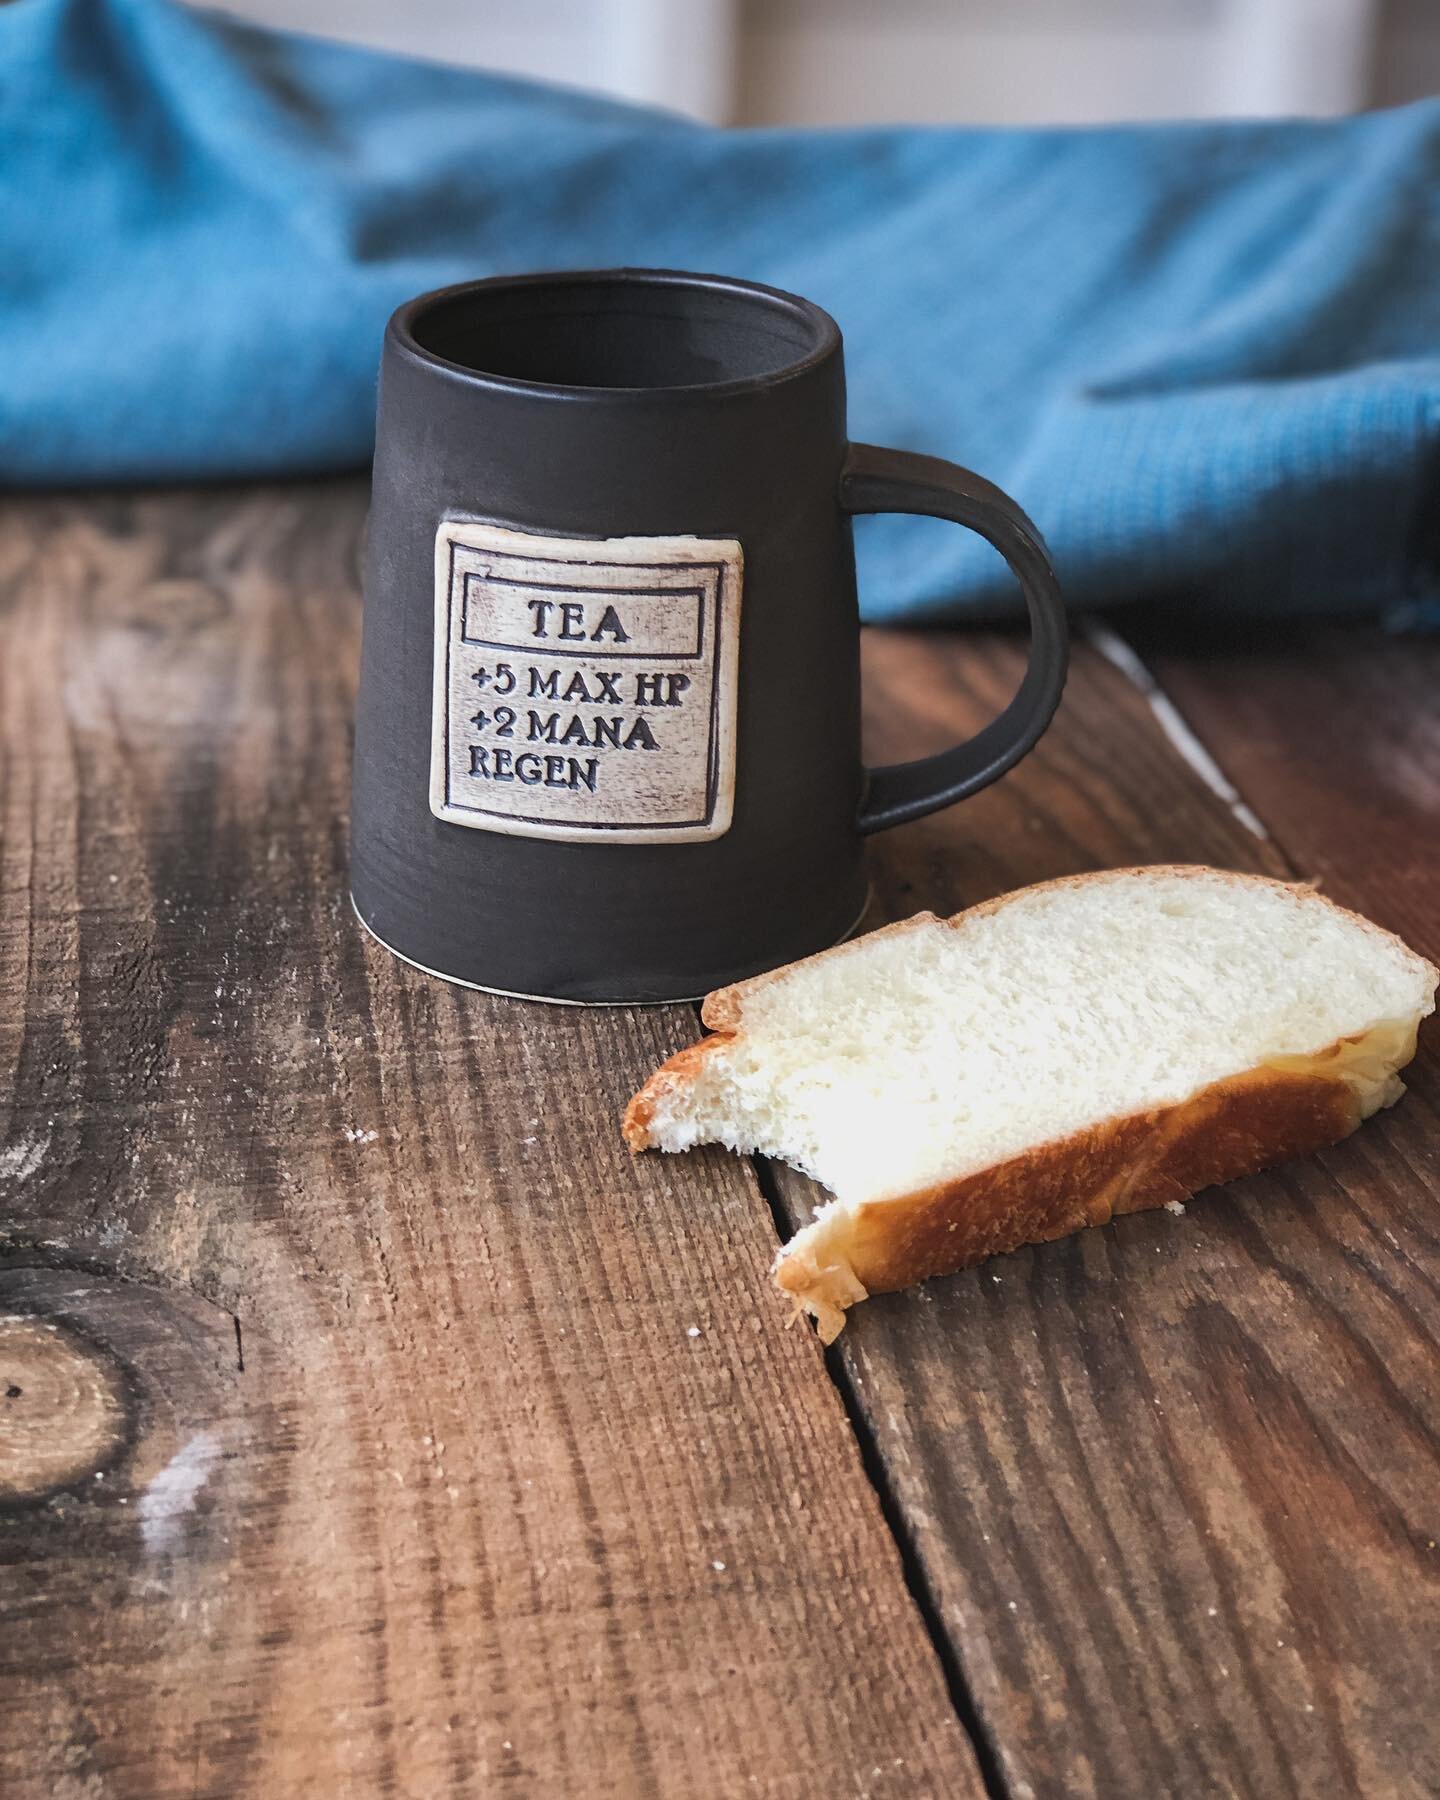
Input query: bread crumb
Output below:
<box><xmin>686</xmin><ymin>1325</ymin><xmax>702</xmax><ymax>1338</ymax></box>
<box><xmin>1164</xmin><ymin>1199</ymin><xmax>1186</xmax><ymax>1215</ymax></box>
<box><xmin>711</xmin><ymin>1560</ymin><xmax>726</xmax><ymax>1572</ymax></box>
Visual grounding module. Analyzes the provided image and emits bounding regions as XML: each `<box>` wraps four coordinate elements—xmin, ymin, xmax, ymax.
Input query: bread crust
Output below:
<box><xmin>619</xmin><ymin>1036</ymin><xmax>730</xmax><ymax>1144</ymax></box>
<box><xmin>621</xmin><ymin>1034</ymin><xmax>734</xmax><ymax>1151</ymax></box>
<box><xmin>773</xmin><ymin>1018</ymin><xmax>1417</xmax><ymax>1341</ymax></box>
<box><xmin>698</xmin><ymin>865</ymin><xmax>1423</xmax><ymax>1030</ymax></box>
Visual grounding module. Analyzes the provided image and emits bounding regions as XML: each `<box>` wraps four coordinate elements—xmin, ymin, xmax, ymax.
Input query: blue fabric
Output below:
<box><xmin>5</xmin><ymin>0</ymin><xmax>1439</xmax><ymax>622</ymax></box>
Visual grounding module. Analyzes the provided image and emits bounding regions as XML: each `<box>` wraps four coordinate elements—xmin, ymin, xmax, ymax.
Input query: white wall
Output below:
<box><xmin>215</xmin><ymin>0</ymin><xmax>735</xmax><ymax>122</ymax></box>
<box><xmin>208</xmin><ymin>0</ymin><xmax>1440</xmax><ymax>126</ymax></box>
<box><xmin>739</xmin><ymin>0</ymin><xmax>1226</xmax><ymax>128</ymax></box>
<box><xmin>736</xmin><ymin>0</ymin><xmax>1440</xmax><ymax>127</ymax></box>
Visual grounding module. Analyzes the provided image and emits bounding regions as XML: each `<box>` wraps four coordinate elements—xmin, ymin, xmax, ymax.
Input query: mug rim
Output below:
<box><xmin>387</xmin><ymin>268</ymin><xmax>843</xmax><ymax>403</ymax></box>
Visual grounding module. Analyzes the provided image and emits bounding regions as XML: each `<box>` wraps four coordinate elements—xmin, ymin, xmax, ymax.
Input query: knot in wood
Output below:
<box><xmin>0</xmin><ymin>1314</ymin><xmax>129</xmax><ymax>1502</ymax></box>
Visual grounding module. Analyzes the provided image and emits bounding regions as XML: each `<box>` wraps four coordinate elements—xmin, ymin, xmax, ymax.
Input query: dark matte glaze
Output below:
<box><xmin>351</xmin><ymin>270</ymin><xmax>1066</xmax><ymax>1002</ymax></box>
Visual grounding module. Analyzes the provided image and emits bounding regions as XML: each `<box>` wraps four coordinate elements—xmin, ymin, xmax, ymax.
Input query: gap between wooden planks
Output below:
<box><xmin>0</xmin><ymin>486</ymin><xmax>979</xmax><ymax>1800</ymax></box>
<box><xmin>763</xmin><ymin>617</ymin><xmax>1440</xmax><ymax>1800</ymax></box>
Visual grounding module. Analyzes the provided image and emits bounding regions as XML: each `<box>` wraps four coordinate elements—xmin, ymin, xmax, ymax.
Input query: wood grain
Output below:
<box><xmin>767</xmin><ymin>622</ymin><xmax>1440</xmax><ymax>1800</ymax></box>
<box><xmin>0</xmin><ymin>489</ymin><xmax>981</xmax><ymax>1799</ymax></box>
<box><xmin>6</xmin><ymin>483</ymin><xmax>1436</xmax><ymax>1800</ymax></box>
<box><xmin>1132</xmin><ymin>618</ymin><xmax>1440</xmax><ymax>969</ymax></box>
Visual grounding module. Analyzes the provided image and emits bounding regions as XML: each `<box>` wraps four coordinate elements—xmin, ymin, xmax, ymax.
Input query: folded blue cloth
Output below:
<box><xmin>5</xmin><ymin>0</ymin><xmax>1439</xmax><ymax>622</ymax></box>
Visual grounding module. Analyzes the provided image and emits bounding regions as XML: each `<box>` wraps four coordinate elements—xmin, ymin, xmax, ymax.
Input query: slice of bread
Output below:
<box><xmin>624</xmin><ymin>868</ymin><xmax>1436</xmax><ymax>1340</ymax></box>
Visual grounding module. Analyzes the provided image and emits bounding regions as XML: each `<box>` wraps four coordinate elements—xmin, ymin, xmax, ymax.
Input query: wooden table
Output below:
<box><xmin>2</xmin><ymin>483</ymin><xmax>1437</xmax><ymax>1800</ymax></box>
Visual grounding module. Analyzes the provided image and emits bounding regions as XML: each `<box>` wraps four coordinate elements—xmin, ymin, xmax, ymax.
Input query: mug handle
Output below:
<box><xmin>841</xmin><ymin>442</ymin><xmax>1068</xmax><ymax>835</ymax></box>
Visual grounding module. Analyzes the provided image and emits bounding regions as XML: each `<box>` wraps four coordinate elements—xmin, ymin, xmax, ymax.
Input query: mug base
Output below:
<box><xmin>349</xmin><ymin>890</ymin><xmax>873</xmax><ymax>1008</ymax></box>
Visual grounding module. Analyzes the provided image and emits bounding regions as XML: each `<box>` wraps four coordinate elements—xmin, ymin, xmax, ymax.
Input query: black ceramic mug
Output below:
<box><xmin>351</xmin><ymin>270</ymin><xmax>1067</xmax><ymax>1003</ymax></box>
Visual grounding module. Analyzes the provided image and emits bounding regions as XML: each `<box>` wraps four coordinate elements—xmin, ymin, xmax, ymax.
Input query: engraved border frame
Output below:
<box><xmin>430</xmin><ymin>519</ymin><xmax>743</xmax><ymax>844</ymax></box>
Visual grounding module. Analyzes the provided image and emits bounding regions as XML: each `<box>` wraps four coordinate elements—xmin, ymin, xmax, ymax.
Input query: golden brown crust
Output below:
<box><xmin>621</xmin><ymin>1033</ymin><xmax>734</xmax><ymax>1151</ymax></box>
<box><xmin>773</xmin><ymin>1023</ymin><xmax>1414</xmax><ymax>1342</ymax></box>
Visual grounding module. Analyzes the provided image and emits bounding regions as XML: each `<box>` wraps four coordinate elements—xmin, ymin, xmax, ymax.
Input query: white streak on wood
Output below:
<box><xmin>1083</xmin><ymin>622</ymin><xmax>1270</xmax><ymax>841</ymax></box>
<box><xmin>138</xmin><ymin>1432</ymin><xmax>221</xmax><ymax>1553</ymax></box>
<box><xmin>0</xmin><ymin>1132</ymin><xmax>50</xmax><ymax>1182</ymax></box>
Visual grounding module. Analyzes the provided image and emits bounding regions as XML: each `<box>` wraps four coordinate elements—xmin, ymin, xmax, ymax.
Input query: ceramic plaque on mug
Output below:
<box><xmin>429</xmin><ymin>521</ymin><xmax>743</xmax><ymax>844</ymax></box>
<box><xmin>351</xmin><ymin>269</ymin><xmax>1067</xmax><ymax>1003</ymax></box>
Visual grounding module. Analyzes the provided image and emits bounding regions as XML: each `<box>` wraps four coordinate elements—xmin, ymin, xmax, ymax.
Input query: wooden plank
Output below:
<box><xmin>0</xmin><ymin>489</ymin><xmax>982</xmax><ymax>1799</ymax></box>
<box><xmin>768</xmin><ymin>623</ymin><xmax>1440</xmax><ymax>1800</ymax></box>
<box><xmin>1132</xmin><ymin>619</ymin><xmax>1440</xmax><ymax>971</ymax></box>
